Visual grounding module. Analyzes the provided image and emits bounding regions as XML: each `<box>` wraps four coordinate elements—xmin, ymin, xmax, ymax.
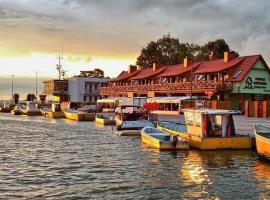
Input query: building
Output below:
<box><xmin>100</xmin><ymin>52</ymin><xmax>270</xmax><ymax>110</ymax></box>
<box><xmin>43</xmin><ymin>79</ymin><xmax>69</xmax><ymax>102</ymax></box>
<box><xmin>68</xmin><ymin>71</ymin><xmax>110</xmax><ymax>103</ymax></box>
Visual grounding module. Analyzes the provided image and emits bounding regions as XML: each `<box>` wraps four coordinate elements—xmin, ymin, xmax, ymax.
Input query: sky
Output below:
<box><xmin>0</xmin><ymin>0</ymin><xmax>270</xmax><ymax>98</ymax></box>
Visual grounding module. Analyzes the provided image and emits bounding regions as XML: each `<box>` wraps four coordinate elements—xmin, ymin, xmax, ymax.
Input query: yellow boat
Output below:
<box><xmin>157</xmin><ymin>109</ymin><xmax>252</xmax><ymax>150</ymax></box>
<box><xmin>95</xmin><ymin>113</ymin><xmax>115</xmax><ymax>125</ymax></box>
<box><xmin>41</xmin><ymin>110</ymin><xmax>65</xmax><ymax>118</ymax></box>
<box><xmin>141</xmin><ymin>126</ymin><xmax>189</xmax><ymax>150</ymax></box>
<box><xmin>41</xmin><ymin>103</ymin><xmax>65</xmax><ymax>118</ymax></box>
<box><xmin>254</xmin><ymin>124</ymin><xmax>270</xmax><ymax>160</ymax></box>
<box><xmin>21</xmin><ymin>101</ymin><xmax>41</xmax><ymax>116</ymax></box>
<box><xmin>64</xmin><ymin>109</ymin><xmax>95</xmax><ymax>121</ymax></box>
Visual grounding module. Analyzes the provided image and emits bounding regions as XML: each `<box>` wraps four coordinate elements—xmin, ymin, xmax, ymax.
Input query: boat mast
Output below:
<box><xmin>11</xmin><ymin>74</ymin><xmax>14</xmax><ymax>103</ymax></box>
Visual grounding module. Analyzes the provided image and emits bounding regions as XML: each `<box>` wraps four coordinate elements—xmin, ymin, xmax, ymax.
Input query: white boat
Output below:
<box><xmin>11</xmin><ymin>105</ymin><xmax>22</xmax><ymax>115</ymax></box>
<box><xmin>21</xmin><ymin>101</ymin><xmax>41</xmax><ymax>116</ymax></box>
<box><xmin>115</xmin><ymin>105</ymin><xmax>154</xmax><ymax>136</ymax></box>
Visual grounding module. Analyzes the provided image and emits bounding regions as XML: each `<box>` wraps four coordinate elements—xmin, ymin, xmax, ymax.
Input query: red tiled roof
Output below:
<box><xmin>111</xmin><ymin>70</ymin><xmax>140</xmax><ymax>82</ymax></box>
<box><xmin>228</xmin><ymin>55</ymin><xmax>266</xmax><ymax>82</ymax></box>
<box><xmin>194</xmin><ymin>57</ymin><xmax>244</xmax><ymax>74</ymax></box>
<box><xmin>130</xmin><ymin>67</ymin><xmax>167</xmax><ymax>80</ymax></box>
<box><xmin>158</xmin><ymin>62</ymin><xmax>202</xmax><ymax>77</ymax></box>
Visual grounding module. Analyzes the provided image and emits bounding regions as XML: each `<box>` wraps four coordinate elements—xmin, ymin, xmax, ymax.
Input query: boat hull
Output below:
<box><xmin>255</xmin><ymin>125</ymin><xmax>270</xmax><ymax>160</ymax></box>
<box><xmin>141</xmin><ymin>130</ymin><xmax>189</xmax><ymax>150</ymax></box>
<box><xmin>64</xmin><ymin>111</ymin><xmax>95</xmax><ymax>121</ymax></box>
<box><xmin>42</xmin><ymin>111</ymin><xmax>65</xmax><ymax>119</ymax></box>
<box><xmin>158</xmin><ymin>124</ymin><xmax>252</xmax><ymax>150</ymax></box>
<box><xmin>21</xmin><ymin>109</ymin><xmax>42</xmax><ymax>116</ymax></box>
<box><xmin>95</xmin><ymin>116</ymin><xmax>114</xmax><ymax>126</ymax></box>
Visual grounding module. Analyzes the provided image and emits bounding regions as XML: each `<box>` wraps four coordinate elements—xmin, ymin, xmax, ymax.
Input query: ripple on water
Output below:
<box><xmin>0</xmin><ymin>113</ymin><xmax>269</xmax><ymax>199</ymax></box>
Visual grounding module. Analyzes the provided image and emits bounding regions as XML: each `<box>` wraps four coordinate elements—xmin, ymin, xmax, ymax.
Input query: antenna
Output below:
<box><xmin>56</xmin><ymin>40</ymin><xmax>66</xmax><ymax>80</ymax></box>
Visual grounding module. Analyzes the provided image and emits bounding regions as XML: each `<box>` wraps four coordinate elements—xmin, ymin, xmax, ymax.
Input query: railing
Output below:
<box><xmin>100</xmin><ymin>81</ymin><xmax>232</xmax><ymax>95</ymax></box>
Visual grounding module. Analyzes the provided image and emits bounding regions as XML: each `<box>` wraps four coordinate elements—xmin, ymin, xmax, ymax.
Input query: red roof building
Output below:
<box><xmin>101</xmin><ymin>52</ymin><xmax>270</xmax><ymax>110</ymax></box>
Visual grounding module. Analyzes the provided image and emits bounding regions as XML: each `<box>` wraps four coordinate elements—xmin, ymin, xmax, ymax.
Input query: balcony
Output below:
<box><xmin>100</xmin><ymin>81</ymin><xmax>232</xmax><ymax>96</ymax></box>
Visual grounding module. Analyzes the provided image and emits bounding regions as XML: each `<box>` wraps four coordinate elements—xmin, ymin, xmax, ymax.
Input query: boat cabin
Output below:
<box><xmin>52</xmin><ymin>103</ymin><xmax>61</xmax><ymax>112</ymax></box>
<box><xmin>183</xmin><ymin>109</ymin><xmax>241</xmax><ymax>138</ymax></box>
<box><xmin>97</xmin><ymin>98</ymin><xmax>120</xmax><ymax>112</ymax></box>
<box><xmin>115</xmin><ymin>105</ymin><xmax>146</xmax><ymax>121</ymax></box>
<box><xmin>26</xmin><ymin>101</ymin><xmax>39</xmax><ymax>111</ymax></box>
<box><xmin>146</xmin><ymin>96</ymin><xmax>193</xmax><ymax>115</ymax></box>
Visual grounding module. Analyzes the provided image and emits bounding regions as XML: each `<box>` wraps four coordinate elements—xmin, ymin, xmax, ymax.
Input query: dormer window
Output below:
<box><xmin>232</xmin><ymin>69</ymin><xmax>242</xmax><ymax>79</ymax></box>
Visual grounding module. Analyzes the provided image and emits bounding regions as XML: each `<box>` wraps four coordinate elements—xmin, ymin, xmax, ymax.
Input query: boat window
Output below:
<box><xmin>185</xmin><ymin>112</ymin><xmax>193</xmax><ymax>126</ymax></box>
<box><xmin>194</xmin><ymin>113</ymin><xmax>201</xmax><ymax>127</ymax></box>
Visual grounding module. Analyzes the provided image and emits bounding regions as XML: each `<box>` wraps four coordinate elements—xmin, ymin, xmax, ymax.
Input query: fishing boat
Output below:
<box><xmin>254</xmin><ymin>124</ymin><xmax>270</xmax><ymax>160</ymax></box>
<box><xmin>41</xmin><ymin>103</ymin><xmax>65</xmax><ymax>119</ymax></box>
<box><xmin>158</xmin><ymin>109</ymin><xmax>252</xmax><ymax>150</ymax></box>
<box><xmin>11</xmin><ymin>105</ymin><xmax>22</xmax><ymax>115</ymax></box>
<box><xmin>64</xmin><ymin>109</ymin><xmax>95</xmax><ymax>121</ymax></box>
<box><xmin>21</xmin><ymin>101</ymin><xmax>41</xmax><ymax>116</ymax></box>
<box><xmin>141</xmin><ymin>126</ymin><xmax>189</xmax><ymax>150</ymax></box>
<box><xmin>115</xmin><ymin>105</ymin><xmax>154</xmax><ymax>136</ymax></box>
<box><xmin>95</xmin><ymin>113</ymin><xmax>115</xmax><ymax>126</ymax></box>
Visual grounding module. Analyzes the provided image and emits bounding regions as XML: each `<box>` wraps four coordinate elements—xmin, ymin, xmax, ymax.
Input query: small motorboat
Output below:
<box><xmin>115</xmin><ymin>105</ymin><xmax>154</xmax><ymax>136</ymax></box>
<box><xmin>95</xmin><ymin>113</ymin><xmax>115</xmax><ymax>126</ymax></box>
<box><xmin>11</xmin><ymin>105</ymin><xmax>22</xmax><ymax>115</ymax></box>
<box><xmin>255</xmin><ymin>124</ymin><xmax>270</xmax><ymax>160</ymax></box>
<box><xmin>21</xmin><ymin>101</ymin><xmax>41</xmax><ymax>116</ymax></box>
<box><xmin>141</xmin><ymin>126</ymin><xmax>189</xmax><ymax>150</ymax></box>
<box><xmin>41</xmin><ymin>103</ymin><xmax>64</xmax><ymax>119</ymax></box>
<box><xmin>64</xmin><ymin>109</ymin><xmax>95</xmax><ymax>121</ymax></box>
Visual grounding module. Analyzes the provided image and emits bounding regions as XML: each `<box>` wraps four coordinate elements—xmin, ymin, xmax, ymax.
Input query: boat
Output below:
<box><xmin>115</xmin><ymin>105</ymin><xmax>154</xmax><ymax>136</ymax></box>
<box><xmin>64</xmin><ymin>109</ymin><xmax>95</xmax><ymax>121</ymax></box>
<box><xmin>21</xmin><ymin>101</ymin><xmax>41</xmax><ymax>116</ymax></box>
<box><xmin>157</xmin><ymin>109</ymin><xmax>252</xmax><ymax>150</ymax></box>
<box><xmin>41</xmin><ymin>103</ymin><xmax>65</xmax><ymax>119</ymax></box>
<box><xmin>141</xmin><ymin>126</ymin><xmax>189</xmax><ymax>150</ymax></box>
<box><xmin>254</xmin><ymin>124</ymin><xmax>270</xmax><ymax>160</ymax></box>
<box><xmin>11</xmin><ymin>105</ymin><xmax>22</xmax><ymax>115</ymax></box>
<box><xmin>95</xmin><ymin>113</ymin><xmax>115</xmax><ymax>126</ymax></box>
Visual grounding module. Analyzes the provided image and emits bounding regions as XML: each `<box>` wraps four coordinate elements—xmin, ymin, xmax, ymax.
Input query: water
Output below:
<box><xmin>0</xmin><ymin>113</ymin><xmax>270</xmax><ymax>199</ymax></box>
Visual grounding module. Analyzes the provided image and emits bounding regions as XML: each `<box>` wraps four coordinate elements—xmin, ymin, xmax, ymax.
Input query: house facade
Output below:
<box><xmin>100</xmin><ymin>52</ymin><xmax>270</xmax><ymax>110</ymax></box>
<box><xmin>42</xmin><ymin>79</ymin><xmax>69</xmax><ymax>102</ymax></box>
<box><xmin>68</xmin><ymin>73</ymin><xmax>109</xmax><ymax>103</ymax></box>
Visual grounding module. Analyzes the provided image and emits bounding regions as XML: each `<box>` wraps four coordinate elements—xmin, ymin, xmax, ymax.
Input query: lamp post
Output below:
<box><xmin>11</xmin><ymin>75</ymin><xmax>14</xmax><ymax>103</ymax></box>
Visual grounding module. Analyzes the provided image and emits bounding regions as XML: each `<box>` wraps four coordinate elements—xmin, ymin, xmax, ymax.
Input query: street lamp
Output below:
<box><xmin>11</xmin><ymin>75</ymin><xmax>14</xmax><ymax>103</ymax></box>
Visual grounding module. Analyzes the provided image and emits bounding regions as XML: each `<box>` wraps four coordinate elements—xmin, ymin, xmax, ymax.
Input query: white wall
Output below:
<box><xmin>68</xmin><ymin>77</ymin><xmax>109</xmax><ymax>102</ymax></box>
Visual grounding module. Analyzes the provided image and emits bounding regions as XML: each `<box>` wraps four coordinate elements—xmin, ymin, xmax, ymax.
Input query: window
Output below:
<box><xmin>84</xmin><ymin>96</ymin><xmax>87</xmax><ymax>102</ymax></box>
<box><xmin>232</xmin><ymin>69</ymin><xmax>242</xmax><ymax>79</ymax></box>
<box><xmin>95</xmin><ymin>84</ymin><xmax>98</xmax><ymax>90</ymax></box>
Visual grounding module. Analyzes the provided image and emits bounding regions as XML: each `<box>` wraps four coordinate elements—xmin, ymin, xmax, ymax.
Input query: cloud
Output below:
<box><xmin>0</xmin><ymin>0</ymin><xmax>269</xmax><ymax>63</ymax></box>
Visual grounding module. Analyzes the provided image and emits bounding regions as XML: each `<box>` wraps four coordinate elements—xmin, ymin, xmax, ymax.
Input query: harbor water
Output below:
<box><xmin>0</xmin><ymin>113</ymin><xmax>270</xmax><ymax>199</ymax></box>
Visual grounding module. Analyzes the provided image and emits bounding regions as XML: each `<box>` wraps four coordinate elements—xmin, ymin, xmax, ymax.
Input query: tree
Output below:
<box><xmin>93</xmin><ymin>68</ymin><xmax>104</xmax><ymax>78</ymax></box>
<box><xmin>26</xmin><ymin>93</ymin><xmax>35</xmax><ymax>101</ymax></box>
<box><xmin>136</xmin><ymin>36</ymin><xmax>239</xmax><ymax>67</ymax></box>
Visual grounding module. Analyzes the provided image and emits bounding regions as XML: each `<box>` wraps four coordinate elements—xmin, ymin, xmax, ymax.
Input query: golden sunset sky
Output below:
<box><xmin>0</xmin><ymin>0</ymin><xmax>269</xmax><ymax>80</ymax></box>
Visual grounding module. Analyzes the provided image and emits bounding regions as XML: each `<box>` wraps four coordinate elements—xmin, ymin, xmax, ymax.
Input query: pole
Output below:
<box><xmin>190</xmin><ymin>60</ymin><xmax>193</xmax><ymax>107</ymax></box>
<box><xmin>36</xmin><ymin>71</ymin><xmax>38</xmax><ymax>101</ymax></box>
<box><xmin>11</xmin><ymin>75</ymin><xmax>14</xmax><ymax>103</ymax></box>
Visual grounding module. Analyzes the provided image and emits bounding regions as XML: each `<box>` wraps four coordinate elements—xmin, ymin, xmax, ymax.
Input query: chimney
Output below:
<box><xmin>224</xmin><ymin>51</ymin><xmax>238</xmax><ymax>63</ymax></box>
<box><xmin>209</xmin><ymin>52</ymin><xmax>214</xmax><ymax>61</ymax></box>
<box><xmin>128</xmin><ymin>65</ymin><xmax>137</xmax><ymax>74</ymax></box>
<box><xmin>153</xmin><ymin>63</ymin><xmax>163</xmax><ymax>71</ymax></box>
<box><xmin>184</xmin><ymin>57</ymin><xmax>191</xmax><ymax>68</ymax></box>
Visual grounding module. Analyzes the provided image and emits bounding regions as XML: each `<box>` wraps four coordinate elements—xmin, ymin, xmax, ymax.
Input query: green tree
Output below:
<box><xmin>136</xmin><ymin>36</ymin><xmax>239</xmax><ymax>67</ymax></box>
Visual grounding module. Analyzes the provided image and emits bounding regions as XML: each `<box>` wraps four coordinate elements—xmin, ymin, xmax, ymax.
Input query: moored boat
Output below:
<box><xmin>95</xmin><ymin>113</ymin><xmax>115</xmax><ymax>126</ymax></box>
<box><xmin>64</xmin><ymin>109</ymin><xmax>95</xmax><ymax>121</ymax></box>
<box><xmin>158</xmin><ymin>109</ymin><xmax>252</xmax><ymax>150</ymax></box>
<box><xmin>41</xmin><ymin>103</ymin><xmax>65</xmax><ymax>119</ymax></box>
<box><xmin>141</xmin><ymin>126</ymin><xmax>189</xmax><ymax>150</ymax></box>
<box><xmin>21</xmin><ymin>101</ymin><xmax>41</xmax><ymax>116</ymax></box>
<box><xmin>115</xmin><ymin>105</ymin><xmax>154</xmax><ymax>136</ymax></box>
<box><xmin>254</xmin><ymin>124</ymin><xmax>270</xmax><ymax>160</ymax></box>
<box><xmin>11</xmin><ymin>105</ymin><xmax>22</xmax><ymax>115</ymax></box>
